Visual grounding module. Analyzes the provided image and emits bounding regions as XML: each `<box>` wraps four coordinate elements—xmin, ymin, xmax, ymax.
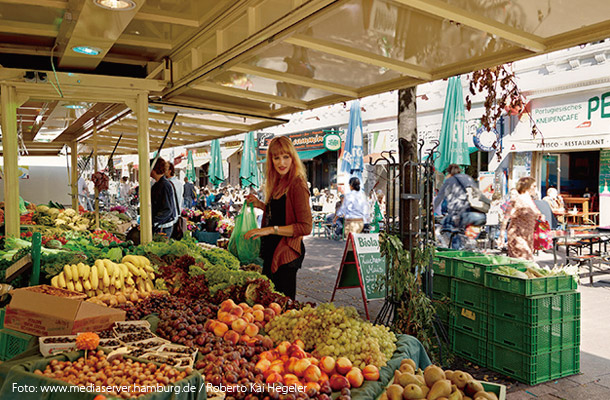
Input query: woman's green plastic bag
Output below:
<box><xmin>227</xmin><ymin>203</ymin><xmax>260</xmax><ymax>264</ymax></box>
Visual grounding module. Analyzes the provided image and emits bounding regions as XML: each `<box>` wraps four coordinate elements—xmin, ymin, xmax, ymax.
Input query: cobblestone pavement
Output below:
<box><xmin>295</xmin><ymin>236</ymin><xmax>610</xmax><ymax>400</ymax></box>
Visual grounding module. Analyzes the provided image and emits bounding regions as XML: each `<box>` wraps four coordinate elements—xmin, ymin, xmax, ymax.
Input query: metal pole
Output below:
<box><xmin>94</xmin><ymin>123</ymin><xmax>100</xmax><ymax>229</ymax></box>
<box><xmin>70</xmin><ymin>141</ymin><xmax>79</xmax><ymax>211</ymax></box>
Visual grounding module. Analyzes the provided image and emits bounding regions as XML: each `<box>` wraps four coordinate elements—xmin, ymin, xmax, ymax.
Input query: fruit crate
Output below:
<box><xmin>451</xmin><ymin>279</ymin><xmax>488</xmax><ymax>313</ymax></box>
<box><xmin>481</xmin><ymin>382</ymin><xmax>507</xmax><ymax>400</ymax></box>
<box><xmin>449</xmin><ymin>326</ymin><xmax>487</xmax><ymax>366</ymax></box>
<box><xmin>0</xmin><ymin>307</ymin><xmax>5</xmax><ymax>330</ymax></box>
<box><xmin>433</xmin><ymin>250</ymin><xmax>480</xmax><ymax>276</ymax></box>
<box><xmin>488</xmin><ymin>315</ymin><xmax>580</xmax><ymax>354</ymax></box>
<box><xmin>450</xmin><ymin>305</ymin><xmax>488</xmax><ymax>337</ymax></box>
<box><xmin>432</xmin><ymin>274</ymin><xmax>452</xmax><ymax>299</ymax></box>
<box><xmin>487</xmin><ymin>342</ymin><xmax>580</xmax><ymax>385</ymax></box>
<box><xmin>485</xmin><ymin>269</ymin><xmax>578</xmax><ymax>296</ymax></box>
<box><xmin>0</xmin><ymin>328</ymin><xmax>37</xmax><ymax>361</ymax></box>
<box><xmin>488</xmin><ymin>291</ymin><xmax>581</xmax><ymax>325</ymax></box>
<box><xmin>453</xmin><ymin>255</ymin><xmax>533</xmax><ymax>284</ymax></box>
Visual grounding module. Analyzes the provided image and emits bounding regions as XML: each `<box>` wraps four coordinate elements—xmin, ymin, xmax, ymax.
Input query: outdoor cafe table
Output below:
<box><xmin>552</xmin><ymin>230</ymin><xmax>610</xmax><ymax>265</ymax></box>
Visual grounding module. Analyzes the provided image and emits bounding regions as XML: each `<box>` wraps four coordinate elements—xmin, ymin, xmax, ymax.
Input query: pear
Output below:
<box><xmin>400</xmin><ymin>363</ymin><xmax>416</xmax><ymax>374</ymax></box>
<box><xmin>444</xmin><ymin>370</ymin><xmax>454</xmax><ymax>381</ymax></box>
<box><xmin>394</xmin><ymin>370</ymin><xmax>404</xmax><ymax>384</ymax></box>
<box><xmin>424</xmin><ymin>365</ymin><xmax>446</xmax><ymax>387</ymax></box>
<box><xmin>398</xmin><ymin>373</ymin><xmax>426</xmax><ymax>387</ymax></box>
<box><xmin>379</xmin><ymin>394</ymin><xmax>388</xmax><ymax>400</ymax></box>
<box><xmin>473</xmin><ymin>392</ymin><xmax>497</xmax><ymax>400</ymax></box>
<box><xmin>402</xmin><ymin>358</ymin><xmax>417</xmax><ymax>371</ymax></box>
<box><xmin>402</xmin><ymin>384</ymin><xmax>425</xmax><ymax>400</ymax></box>
<box><xmin>464</xmin><ymin>381</ymin><xmax>484</xmax><ymax>397</ymax></box>
<box><xmin>450</xmin><ymin>371</ymin><xmax>470</xmax><ymax>389</ymax></box>
<box><xmin>387</xmin><ymin>384</ymin><xmax>404</xmax><ymax>400</ymax></box>
<box><xmin>448</xmin><ymin>389</ymin><xmax>463</xmax><ymax>400</ymax></box>
<box><xmin>427</xmin><ymin>379</ymin><xmax>451</xmax><ymax>400</ymax></box>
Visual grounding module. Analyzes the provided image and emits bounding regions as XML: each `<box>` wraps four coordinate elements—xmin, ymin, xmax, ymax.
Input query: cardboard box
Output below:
<box><xmin>4</xmin><ymin>286</ymin><xmax>125</xmax><ymax>336</ymax></box>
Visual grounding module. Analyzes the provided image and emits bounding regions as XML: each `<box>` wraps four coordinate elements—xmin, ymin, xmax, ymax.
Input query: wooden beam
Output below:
<box><xmin>1</xmin><ymin>85</ymin><xmax>21</xmax><ymax>237</ymax></box>
<box><xmin>116</xmin><ymin>35</ymin><xmax>173</xmax><ymax>50</ymax></box>
<box><xmin>149</xmin><ymin>99</ymin><xmax>288</xmax><ymax>123</ymax></box>
<box><xmin>136</xmin><ymin>93</ymin><xmax>152</xmax><ymax>244</ymax></box>
<box><xmin>70</xmin><ymin>141</ymin><xmax>78</xmax><ymax>210</ymax></box>
<box><xmin>284</xmin><ymin>34</ymin><xmax>432</xmax><ymax>80</ymax></box>
<box><xmin>135</xmin><ymin>7</ymin><xmax>199</xmax><ymax>27</ymax></box>
<box><xmin>191</xmin><ymin>81</ymin><xmax>308</xmax><ymax>109</ymax></box>
<box><xmin>0</xmin><ymin>0</ymin><xmax>67</xmax><ymax>8</ymax></box>
<box><xmin>230</xmin><ymin>64</ymin><xmax>359</xmax><ymax>98</ymax></box>
<box><xmin>0</xmin><ymin>20</ymin><xmax>57</xmax><ymax>37</ymax></box>
<box><xmin>394</xmin><ymin>0</ymin><xmax>546</xmax><ymax>53</ymax></box>
<box><xmin>133</xmin><ymin>113</ymin><xmax>248</xmax><ymax>131</ymax></box>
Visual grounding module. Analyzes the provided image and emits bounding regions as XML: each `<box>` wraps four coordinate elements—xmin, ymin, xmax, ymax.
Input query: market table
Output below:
<box><xmin>0</xmin><ymin>319</ymin><xmax>431</xmax><ymax>400</ymax></box>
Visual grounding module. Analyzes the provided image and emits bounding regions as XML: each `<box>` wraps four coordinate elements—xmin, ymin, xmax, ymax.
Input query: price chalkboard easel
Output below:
<box><xmin>331</xmin><ymin>233</ymin><xmax>386</xmax><ymax>320</ymax></box>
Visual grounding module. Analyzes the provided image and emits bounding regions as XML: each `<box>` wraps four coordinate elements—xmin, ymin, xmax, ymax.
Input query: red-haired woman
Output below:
<box><xmin>245</xmin><ymin>136</ymin><xmax>312</xmax><ymax>299</ymax></box>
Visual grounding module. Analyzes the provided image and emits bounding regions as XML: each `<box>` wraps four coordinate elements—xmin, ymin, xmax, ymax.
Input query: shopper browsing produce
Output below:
<box><xmin>151</xmin><ymin>158</ymin><xmax>179</xmax><ymax>237</ymax></box>
<box><xmin>244</xmin><ymin>136</ymin><xmax>312</xmax><ymax>299</ymax></box>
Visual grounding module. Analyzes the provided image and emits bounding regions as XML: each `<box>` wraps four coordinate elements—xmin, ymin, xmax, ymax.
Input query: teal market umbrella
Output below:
<box><xmin>209</xmin><ymin>139</ymin><xmax>225</xmax><ymax>188</ymax></box>
<box><xmin>185</xmin><ymin>150</ymin><xmax>196</xmax><ymax>182</ymax></box>
<box><xmin>434</xmin><ymin>76</ymin><xmax>471</xmax><ymax>173</ymax></box>
<box><xmin>240</xmin><ymin>132</ymin><xmax>259</xmax><ymax>188</ymax></box>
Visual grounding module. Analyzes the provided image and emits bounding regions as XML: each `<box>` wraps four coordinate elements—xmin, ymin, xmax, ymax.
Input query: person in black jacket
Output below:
<box><xmin>151</xmin><ymin>158</ymin><xmax>178</xmax><ymax>237</ymax></box>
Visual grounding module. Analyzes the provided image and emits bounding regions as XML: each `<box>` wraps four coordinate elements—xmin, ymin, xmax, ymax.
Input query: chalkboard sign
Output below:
<box><xmin>331</xmin><ymin>233</ymin><xmax>386</xmax><ymax>320</ymax></box>
<box><xmin>600</xmin><ymin>150</ymin><xmax>610</xmax><ymax>193</ymax></box>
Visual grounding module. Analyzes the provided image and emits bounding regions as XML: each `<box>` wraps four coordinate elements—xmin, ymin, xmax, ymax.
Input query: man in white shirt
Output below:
<box><xmin>334</xmin><ymin>177</ymin><xmax>369</xmax><ymax>234</ymax></box>
<box><xmin>166</xmin><ymin>163</ymin><xmax>183</xmax><ymax>213</ymax></box>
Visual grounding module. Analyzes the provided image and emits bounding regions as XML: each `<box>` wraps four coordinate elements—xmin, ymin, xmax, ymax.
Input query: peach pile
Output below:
<box><xmin>205</xmin><ymin>299</ymin><xmax>281</xmax><ymax>346</ymax></box>
<box><xmin>255</xmin><ymin>340</ymin><xmax>380</xmax><ymax>393</ymax></box>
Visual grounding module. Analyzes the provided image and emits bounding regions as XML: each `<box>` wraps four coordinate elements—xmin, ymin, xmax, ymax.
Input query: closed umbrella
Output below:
<box><xmin>185</xmin><ymin>150</ymin><xmax>196</xmax><ymax>182</ymax></box>
<box><xmin>339</xmin><ymin>100</ymin><xmax>364</xmax><ymax>182</ymax></box>
<box><xmin>209</xmin><ymin>139</ymin><xmax>225</xmax><ymax>188</ymax></box>
<box><xmin>435</xmin><ymin>76</ymin><xmax>471</xmax><ymax>173</ymax></box>
<box><xmin>240</xmin><ymin>132</ymin><xmax>259</xmax><ymax>188</ymax></box>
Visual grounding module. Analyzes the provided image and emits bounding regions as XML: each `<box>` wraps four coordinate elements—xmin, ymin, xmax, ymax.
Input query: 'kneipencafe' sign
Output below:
<box><xmin>331</xmin><ymin>233</ymin><xmax>386</xmax><ymax>320</ymax></box>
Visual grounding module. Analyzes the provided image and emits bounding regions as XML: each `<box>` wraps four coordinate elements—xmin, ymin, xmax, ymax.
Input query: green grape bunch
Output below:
<box><xmin>265</xmin><ymin>303</ymin><xmax>396</xmax><ymax>369</ymax></box>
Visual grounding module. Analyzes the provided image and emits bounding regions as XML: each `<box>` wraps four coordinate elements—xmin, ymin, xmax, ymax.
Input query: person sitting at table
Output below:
<box><xmin>543</xmin><ymin>188</ymin><xmax>565</xmax><ymax>213</ymax></box>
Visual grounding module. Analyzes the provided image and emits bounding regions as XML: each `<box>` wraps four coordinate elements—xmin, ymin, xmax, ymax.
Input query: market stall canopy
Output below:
<box><xmin>3</xmin><ymin>0</ymin><xmax>610</xmax><ymax>156</ymax></box>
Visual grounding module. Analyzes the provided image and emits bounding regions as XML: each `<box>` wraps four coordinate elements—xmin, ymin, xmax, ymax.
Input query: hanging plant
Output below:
<box><xmin>466</xmin><ymin>64</ymin><xmax>542</xmax><ymax>161</ymax></box>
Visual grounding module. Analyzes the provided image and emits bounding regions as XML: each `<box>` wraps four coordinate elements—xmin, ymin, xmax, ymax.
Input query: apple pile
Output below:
<box><xmin>206</xmin><ymin>299</ymin><xmax>281</xmax><ymax>346</ymax></box>
<box><xmin>255</xmin><ymin>339</ymin><xmax>380</xmax><ymax>395</ymax></box>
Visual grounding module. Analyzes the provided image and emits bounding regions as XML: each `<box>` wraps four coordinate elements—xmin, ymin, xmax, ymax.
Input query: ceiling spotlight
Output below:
<box><xmin>72</xmin><ymin>46</ymin><xmax>102</xmax><ymax>56</ymax></box>
<box><xmin>63</xmin><ymin>103</ymin><xmax>88</xmax><ymax>109</ymax></box>
<box><xmin>94</xmin><ymin>0</ymin><xmax>136</xmax><ymax>10</ymax></box>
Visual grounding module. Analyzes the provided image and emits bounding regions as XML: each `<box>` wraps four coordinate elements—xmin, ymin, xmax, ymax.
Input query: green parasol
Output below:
<box><xmin>434</xmin><ymin>76</ymin><xmax>471</xmax><ymax>174</ymax></box>
<box><xmin>239</xmin><ymin>132</ymin><xmax>259</xmax><ymax>188</ymax></box>
<box><xmin>209</xmin><ymin>139</ymin><xmax>225</xmax><ymax>188</ymax></box>
<box><xmin>185</xmin><ymin>150</ymin><xmax>196</xmax><ymax>182</ymax></box>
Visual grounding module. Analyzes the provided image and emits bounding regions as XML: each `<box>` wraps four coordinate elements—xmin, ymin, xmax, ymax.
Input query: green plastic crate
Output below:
<box><xmin>0</xmin><ymin>328</ymin><xmax>37</xmax><ymax>361</ymax></box>
<box><xmin>488</xmin><ymin>291</ymin><xmax>581</xmax><ymax>325</ymax></box>
<box><xmin>432</xmin><ymin>274</ymin><xmax>452</xmax><ymax>299</ymax></box>
<box><xmin>433</xmin><ymin>250</ymin><xmax>480</xmax><ymax>276</ymax></box>
<box><xmin>453</xmin><ymin>255</ymin><xmax>532</xmax><ymax>284</ymax></box>
<box><xmin>0</xmin><ymin>308</ymin><xmax>5</xmax><ymax>330</ymax></box>
<box><xmin>451</xmin><ymin>279</ymin><xmax>488</xmax><ymax>312</ymax></box>
<box><xmin>485</xmin><ymin>269</ymin><xmax>578</xmax><ymax>296</ymax></box>
<box><xmin>488</xmin><ymin>315</ymin><xmax>580</xmax><ymax>354</ymax></box>
<box><xmin>487</xmin><ymin>342</ymin><xmax>580</xmax><ymax>385</ymax></box>
<box><xmin>434</xmin><ymin>302</ymin><xmax>450</xmax><ymax>324</ymax></box>
<box><xmin>450</xmin><ymin>326</ymin><xmax>487</xmax><ymax>366</ymax></box>
<box><xmin>450</xmin><ymin>305</ymin><xmax>488</xmax><ymax>337</ymax></box>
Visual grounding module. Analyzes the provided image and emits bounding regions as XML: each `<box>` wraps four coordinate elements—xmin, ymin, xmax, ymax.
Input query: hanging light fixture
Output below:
<box><xmin>93</xmin><ymin>0</ymin><xmax>136</xmax><ymax>11</ymax></box>
<box><xmin>72</xmin><ymin>46</ymin><xmax>103</xmax><ymax>56</ymax></box>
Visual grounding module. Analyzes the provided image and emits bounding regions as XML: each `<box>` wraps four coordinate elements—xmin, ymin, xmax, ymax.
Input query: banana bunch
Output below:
<box><xmin>50</xmin><ymin>255</ymin><xmax>155</xmax><ymax>297</ymax></box>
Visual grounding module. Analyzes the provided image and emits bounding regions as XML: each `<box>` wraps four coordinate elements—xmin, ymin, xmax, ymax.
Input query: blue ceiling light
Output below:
<box><xmin>64</xmin><ymin>104</ymin><xmax>88</xmax><ymax>109</ymax></box>
<box><xmin>72</xmin><ymin>46</ymin><xmax>102</xmax><ymax>56</ymax></box>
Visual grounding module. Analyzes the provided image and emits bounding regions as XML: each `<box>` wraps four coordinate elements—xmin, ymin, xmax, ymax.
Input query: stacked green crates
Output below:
<box><xmin>0</xmin><ymin>328</ymin><xmax>37</xmax><ymax>361</ymax></box>
<box><xmin>484</xmin><ymin>270</ymin><xmax>581</xmax><ymax>385</ymax></box>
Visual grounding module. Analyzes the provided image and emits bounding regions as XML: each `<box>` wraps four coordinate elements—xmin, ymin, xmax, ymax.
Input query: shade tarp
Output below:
<box><xmin>434</xmin><ymin>76</ymin><xmax>471</xmax><ymax>173</ymax></box>
<box><xmin>298</xmin><ymin>148</ymin><xmax>327</xmax><ymax>161</ymax></box>
<box><xmin>209</xmin><ymin>139</ymin><xmax>224</xmax><ymax>188</ymax></box>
